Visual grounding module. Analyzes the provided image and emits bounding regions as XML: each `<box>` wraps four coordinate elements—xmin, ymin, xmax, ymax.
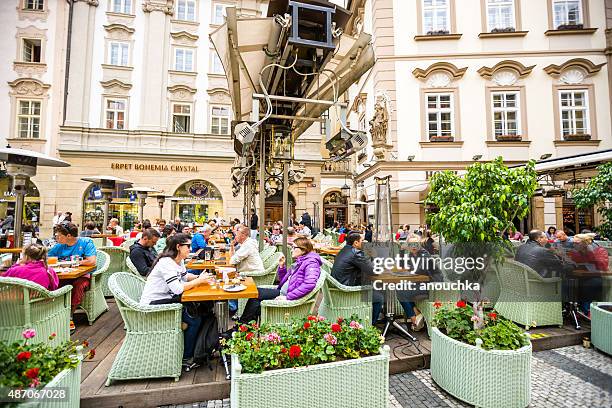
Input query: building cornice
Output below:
<box><xmin>478</xmin><ymin>60</ymin><xmax>535</xmax><ymax>79</ymax></box>
<box><xmin>378</xmin><ymin>49</ymin><xmax>608</xmax><ymax>62</ymax></box>
<box><xmin>412</xmin><ymin>62</ymin><xmax>468</xmax><ymax>80</ymax></box>
<box><xmin>170</xmin><ymin>31</ymin><xmax>199</xmax><ymax>41</ymax></box>
<box><xmin>103</xmin><ymin>23</ymin><xmax>135</xmax><ymax>34</ymax></box>
<box><xmin>100</xmin><ymin>79</ymin><xmax>132</xmax><ymax>90</ymax></box>
<box><xmin>543</xmin><ymin>58</ymin><xmax>606</xmax><ymax>78</ymax></box>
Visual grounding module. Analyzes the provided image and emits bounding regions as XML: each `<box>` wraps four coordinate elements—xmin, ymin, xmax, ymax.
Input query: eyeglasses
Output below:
<box><xmin>179</xmin><ymin>243</ymin><xmax>191</xmax><ymax>247</ymax></box>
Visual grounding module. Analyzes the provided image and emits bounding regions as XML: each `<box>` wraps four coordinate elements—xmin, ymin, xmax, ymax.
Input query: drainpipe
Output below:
<box><xmin>62</xmin><ymin>0</ymin><xmax>74</xmax><ymax>125</ymax></box>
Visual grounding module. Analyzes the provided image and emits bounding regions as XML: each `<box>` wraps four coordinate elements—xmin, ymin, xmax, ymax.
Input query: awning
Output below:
<box><xmin>534</xmin><ymin>149</ymin><xmax>612</xmax><ymax>173</ymax></box>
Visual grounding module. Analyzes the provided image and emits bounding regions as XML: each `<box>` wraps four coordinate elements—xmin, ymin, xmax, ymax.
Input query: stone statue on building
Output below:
<box><xmin>369</xmin><ymin>95</ymin><xmax>392</xmax><ymax>160</ymax></box>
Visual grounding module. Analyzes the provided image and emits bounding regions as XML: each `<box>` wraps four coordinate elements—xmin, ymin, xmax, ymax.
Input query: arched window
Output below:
<box><xmin>82</xmin><ymin>182</ymin><xmax>137</xmax><ymax>230</ymax></box>
<box><xmin>172</xmin><ymin>180</ymin><xmax>224</xmax><ymax>225</ymax></box>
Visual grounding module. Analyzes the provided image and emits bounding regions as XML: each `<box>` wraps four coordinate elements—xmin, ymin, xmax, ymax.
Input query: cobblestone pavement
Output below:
<box><xmin>161</xmin><ymin>346</ymin><xmax>611</xmax><ymax>408</ymax></box>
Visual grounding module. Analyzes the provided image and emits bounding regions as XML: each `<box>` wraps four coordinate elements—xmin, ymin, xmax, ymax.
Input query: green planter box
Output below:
<box><xmin>19</xmin><ymin>357</ymin><xmax>82</xmax><ymax>408</ymax></box>
<box><xmin>230</xmin><ymin>346</ymin><xmax>390</xmax><ymax>408</ymax></box>
<box><xmin>430</xmin><ymin>328</ymin><xmax>531</xmax><ymax>408</ymax></box>
<box><xmin>591</xmin><ymin>302</ymin><xmax>612</xmax><ymax>355</ymax></box>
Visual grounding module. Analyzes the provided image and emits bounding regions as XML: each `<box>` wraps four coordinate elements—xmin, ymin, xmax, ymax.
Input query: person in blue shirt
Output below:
<box><xmin>191</xmin><ymin>228</ymin><xmax>211</xmax><ymax>254</ymax></box>
<box><xmin>49</xmin><ymin>222</ymin><xmax>97</xmax><ymax>332</ymax></box>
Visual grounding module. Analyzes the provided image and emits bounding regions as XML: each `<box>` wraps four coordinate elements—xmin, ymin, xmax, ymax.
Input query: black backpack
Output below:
<box><xmin>191</xmin><ymin>302</ymin><xmax>220</xmax><ymax>370</ymax></box>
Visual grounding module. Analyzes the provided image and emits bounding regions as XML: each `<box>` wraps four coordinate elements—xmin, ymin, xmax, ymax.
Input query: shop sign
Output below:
<box><xmin>111</xmin><ymin>163</ymin><xmax>199</xmax><ymax>172</ymax></box>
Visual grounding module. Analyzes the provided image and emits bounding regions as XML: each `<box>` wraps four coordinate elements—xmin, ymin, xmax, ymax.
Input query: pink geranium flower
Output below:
<box><xmin>323</xmin><ymin>333</ymin><xmax>337</xmax><ymax>345</ymax></box>
<box><xmin>22</xmin><ymin>329</ymin><xmax>36</xmax><ymax>339</ymax></box>
<box><xmin>349</xmin><ymin>321</ymin><xmax>363</xmax><ymax>330</ymax></box>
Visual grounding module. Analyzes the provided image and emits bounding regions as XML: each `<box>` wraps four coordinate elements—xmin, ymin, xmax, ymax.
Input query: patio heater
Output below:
<box><xmin>167</xmin><ymin>197</ymin><xmax>183</xmax><ymax>222</ymax></box>
<box><xmin>312</xmin><ymin>201</ymin><xmax>320</xmax><ymax>233</ymax></box>
<box><xmin>149</xmin><ymin>193</ymin><xmax>173</xmax><ymax>222</ymax></box>
<box><xmin>124</xmin><ymin>187</ymin><xmax>160</xmax><ymax>224</ymax></box>
<box><xmin>0</xmin><ymin>147</ymin><xmax>70</xmax><ymax>248</ymax></box>
<box><xmin>81</xmin><ymin>176</ymin><xmax>133</xmax><ymax>230</ymax></box>
<box><xmin>373</xmin><ymin>176</ymin><xmax>393</xmax><ymax>244</ymax></box>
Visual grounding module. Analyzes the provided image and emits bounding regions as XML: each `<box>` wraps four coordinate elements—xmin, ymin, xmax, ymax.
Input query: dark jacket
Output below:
<box><xmin>331</xmin><ymin>245</ymin><xmax>374</xmax><ymax>286</ymax></box>
<box><xmin>301</xmin><ymin>212</ymin><xmax>312</xmax><ymax>229</ymax></box>
<box><xmin>364</xmin><ymin>228</ymin><xmax>373</xmax><ymax>242</ymax></box>
<box><xmin>515</xmin><ymin>240</ymin><xmax>575</xmax><ymax>278</ymax></box>
<box><xmin>129</xmin><ymin>242</ymin><xmax>158</xmax><ymax>277</ymax></box>
<box><xmin>250</xmin><ymin>214</ymin><xmax>258</xmax><ymax>230</ymax></box>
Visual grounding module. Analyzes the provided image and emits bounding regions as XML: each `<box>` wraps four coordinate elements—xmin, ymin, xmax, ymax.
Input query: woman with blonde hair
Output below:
<box><xmin>568</xmin><ymin>233</ymin><xmax>609</xmax><ymax>271</ymax></box>
<box><xmin>3</xmin><ymin>243</ymin><xmax>59</xmax><ymax>290</ymax></box>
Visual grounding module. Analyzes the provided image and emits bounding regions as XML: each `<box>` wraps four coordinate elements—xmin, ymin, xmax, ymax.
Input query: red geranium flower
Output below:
<box><xmin>456</xmin><ymin>300</ymin><xmax>467</xmax><ymax>308</ymax></box>
<box><xmin>337</xmin><ymin>317</ymin><xmax>344</xmax><ymax>324</ymax></box>
<box><xmin>307</xmin><ymin>315</ymin><xmax>317</xmax><ymax>321</ymax></box>
<box><xmin>252</xmin><ymin>323</ymin><xmax>259</xmax><ymax>329</ymax></box>
<box><xmin>433</xmin><ymin>301</ymin><xmax>443</xmax><ymax>309</ymax></box>
<box><xmin>331</xmin><ymin>323</ymin><xmax>342</xmax><ymax>333</ymax></box>
<box><xmin>288</xmin><ymin>345</ymin><xmax>301</xmax><ymax>359</ymax></box>
<box><xmin>488</xmin><ymin>312</ymin><xmax>498</xmax><ymax>320</ymax></box>
<box><xmin>88</xmin><ymin>349</ymin><xmax>96</xmax><ymax>359</ymax></box>
<box><xmin>245</xmin><ymin>332</ymin><xmax>254</xmax><ymax>341</ymax></box>
<box><xmin>17</xmin><ymin>351</ymin><xmax>31</xmax><ymax>362</ymax></box>
<box><xmin>25</xmin><ymin>367</ymin><xmax>39</xmax><ymax>379</ymax></box>
<box><xmin>303</xmin><ymin>322</ymin><xmax>311</xmax><ymax>329</ymax></box>
<box><xmin>83</xmin><ymin>340</ymin><xmax>89</xmax><ymax>347</ymax></box>
<box><xmin>281</xmin><ymin>347</ymin><xmax>288</xmax><ymax>354</ymax></box>
<box><xmin>238</xmin><ymin>325</ymin><xmax>248</xmax><ymax>332</ymax></box>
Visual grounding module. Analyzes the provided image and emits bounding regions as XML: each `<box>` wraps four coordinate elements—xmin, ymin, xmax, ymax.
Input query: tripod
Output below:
<box><xmin>381</xmin><ymin>310</ymin><xmax>417</xmax><ymax>341</ymax></box>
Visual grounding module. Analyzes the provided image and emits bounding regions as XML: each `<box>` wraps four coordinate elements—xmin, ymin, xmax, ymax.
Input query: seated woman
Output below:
<box><xmin>139</xmin><ymin>233</ymin><xmax>209</xmax><ymax>361</ymax></box>
<box><xmin>4</xmin><ymin>244</ymin><xmax>59</xmax><ymax>291</ymax></box>
<box><xmin>238</xmin><ymin>237</ymin><xmax>322</xmax><ymax>324</ymax></box>
<box><xmin>155</xmin><ymin>225</ymin><xmax>175</xmax><ymax>253</ymax></box>
<box><xmin>567</xmin><ymin>233</ymin><xmax>608</xmax><ymax>313</ymax></box>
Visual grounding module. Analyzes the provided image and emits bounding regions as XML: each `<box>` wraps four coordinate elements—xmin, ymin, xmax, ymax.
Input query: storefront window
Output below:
<box><xmin>173</xmin><ymin>180</ymin><xmax>223</xmax><ymax>225</ymax></box>
<box><xmin>323</xmin><ymin>191</ymin><xmax>348</xmax><ymax>228</ymax></box>
<box><xmin>0</xmin><ymin>175</ymin><xmax>40</xmax><ymax>228</ymax></box>
<box><xmin>83</xmin><ymin>182</ymin><xmax>138</xmax><ymax>230</ymax></box>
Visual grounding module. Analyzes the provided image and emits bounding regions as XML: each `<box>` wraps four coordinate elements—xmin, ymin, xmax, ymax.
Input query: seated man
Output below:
<box><xmin>107</xmin><ymin>218</ymin><xmax>123</xmax><ymax>236</ymax></box>
<box><xmin>49</xmin><ymin>222</ymin><xmax>97</xmax><ymax>332</ymax></box>
<box><xmin>129</xmin><ymin>228</ymin><xmax>160</xmax><ymax>276</ymax></box>
<box><xmin>332</xmin><ymin>233</ymin><xmax>421</xmax><ymax>327</ymax></box>
<box><xmin>191</xmin><ymin>228</ymin><xmax>211</xmax><ymax>255</ymax></box>
<box><xmin>230</xmin><ymin>225</ymin><xmax>264</xmax><ymax>275</ymax></box>
<box><xmin>515</xmin><ymin>229</ymin><xmax>575</xmax><ymax>278</ymax></box>
<box><xmin>555</xmin><ymin>230</ymin><xmax>574</xmax><ymax>250</ymax></box>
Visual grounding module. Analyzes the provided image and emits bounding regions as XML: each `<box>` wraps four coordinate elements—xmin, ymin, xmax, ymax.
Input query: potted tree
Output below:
<box><xmin>224</xmin><ymin>316</ymin><xmax>389</xmax><ymax>408</ymax></box>
<box><xmin>431</xmin><ymin>301</ymin><xmax>532</xmax><ymax>408</ymax></box>
<box><xmin>572</xmin><ymin>162</ymin><xmax>612</xmax><ymax>239</ymax></box>
<box><xmin>0</xmin><ymin>329</ymin><xmax>92</xmax><ymax>408</ymax></box>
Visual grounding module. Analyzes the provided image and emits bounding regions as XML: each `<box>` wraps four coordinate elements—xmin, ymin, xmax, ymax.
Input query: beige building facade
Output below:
<box><xmin>346</xmin><ymin>0</ymin><xmax>612</xmax><ymax>233</ymax></box>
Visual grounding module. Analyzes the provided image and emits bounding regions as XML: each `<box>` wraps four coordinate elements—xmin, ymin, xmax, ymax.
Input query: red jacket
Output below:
<box><xmin>568</xmin><ymin>247</ymin><xmax>609</xmax><ymax>271</ymax></box>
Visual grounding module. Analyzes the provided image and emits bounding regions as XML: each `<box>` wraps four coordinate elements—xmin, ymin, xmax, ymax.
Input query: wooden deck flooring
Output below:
<box><xmin>72</xmin><ymin>299</ymin><xmax>590</xmax><ymax>408</ymax></box>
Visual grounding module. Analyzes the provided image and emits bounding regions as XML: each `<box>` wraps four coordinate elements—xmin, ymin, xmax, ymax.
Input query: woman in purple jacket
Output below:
<box><xmin>238</xmin><ymin>237</ymin><xmax>322</xmax><ymax>324</ymax></box>
<box><xmin>3</xmin><ymin>244</ymin><xmax>59</xmax><ymax>291</ymax></box>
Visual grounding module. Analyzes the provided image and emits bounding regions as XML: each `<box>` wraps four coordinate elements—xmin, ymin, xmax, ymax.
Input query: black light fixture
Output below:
<box><xmin>341</xmin><ymin>182</ymin><xmax>351</xmax><ymax>197</ymax></box>
<box><xmin>407</xmin><ymin>155</ymin><xmax>415</xmax><ymax>161</ymax></box>
<box><xmin>472</xmin><ymin>154</ymin><xmax>483</xmax><ymax>161</ymax></box>
<box><xmin>540</xmin><ymin>153</ymin><xmax>552</xmax><ymax>160</ymax></box>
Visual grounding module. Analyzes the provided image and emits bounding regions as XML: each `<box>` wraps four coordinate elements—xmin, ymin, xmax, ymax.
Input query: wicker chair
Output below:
<box><xmin>494</xmin><ymin>259</ymin><xmax>563</xmax><ymax>329</ymax></box>
<box><xmin>319</xmin><ymin>273</ymin><xmax>373</xmax><ymax>327</ymax></box>
<box><xmin>97</xmin><ymin>246</ymin><xmax>129</xmax><ymax>297</ymax></box>
<box><xmin>92</xmin><ymin>237</ymin><xmax>106</xmax><ymax>248</ymax></box>
<box><xmin>106</xmin><ymin>273</ymin><xmax>183</xmax><ymax>385</ymax></box>
<box><xmin>260</xmin><ymin>270</ymin><xmax>327</xmax><ymax>325</ymax></box>
<box><xmin>80</xmin><ymin>251</ymin><xmax>110</xmax><ymax>325</ymax></box>
<box><xmin>259</xmin><ymin>246</ymin><xmax>276</xmax><ymax>263</ymax></box>
<box><xmin>0</xmin><ymin>277</ymin><xmax>72</xmax><ymax>345</ymax></box>
<box><xmin>237</xmin><ymin>252</ymin><xmax>283</xmax><ymax>316</ymax></box>
<box><xmin>125</xmin><ymin>256</ymin><xmax>142</xmax><ymax>277</ymax></box>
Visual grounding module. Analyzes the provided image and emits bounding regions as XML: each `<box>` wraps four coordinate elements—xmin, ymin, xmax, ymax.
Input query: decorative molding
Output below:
<box><xmin>16</xmin><ymin>7</ymin><xmax>48</xmax><ymax>22</ymax></box>
<box><xmin>544</xmin><ymin>58</ymin><xmax>606</xmax><ymax>78</ymax></box>
<box><xmin>478</xmin><ymin>31</ymin><xmax>528</xmax><ymax>38</ymax></box>
<box><xmin>168</xmin><ymin>84</ymin><xmax>196</xmax><ymax>101</ymax></box>
<box><xmin>419</xmin><ymin>141</ymin><xmax>464</xmax><ymax>148</ymax></box>
<box><xmin>168</xmin><ymin>70</ymin><xmax>197</xmax><ymax>77</ymax></box>
<box><xmin>101</xmin><ymin>64</ymin><xmax>134</xmax><ymax>72</ymax></box>
<box><xmin>16</xmin><ymin>25</ymin><xmax>47</xmax><ymax>39</ymax></box>
<box><xmin>478</xmin><ymin>60</ymin><xmax>535</xmax><ymax>80</ymax></box>
<box><xmin>207</xmin><ymin>87</ymin><xmax>231</xmax><ymax>103</ymax></box>
<box><xmin>553</xmin><ymin>140</ymin><xmax>601</xmax><ymax>147</ymax></box>
<box><xmin>351</xmin><ymin>92</ymin><xmax>367</xmax><ymax>113</ymax></box>
<box><xmin>485</xmin><ymin>141</ymin><xmax>531</xmax><ymax>147</ymax></box>
<box><xmin>13</xmin><ymin>62</ymin><xmax>47</xmax><ymax>77</ymax></box>
<box><xmin>7</xmin><ymin>78</ymin><xmax>50</xmax><ymax>96</ymax></box>
<box><xmin>100</xmin><ymin>79</ymin><xmax>132</xmax><ymax>90</ymax></box>
<box><xmin>414</xmin><ymin>34</ymin><xmax>462</xmax><ymax>41</ymax></box>
<box><xmin>413</xmin><ymin>62</ymin><xmax>468</xmax><ymax>81</ymax></box>
<box><xmin>545</xmin><ymin>28</ymin><xmax>597</xmax><ymax>36</ymax></box>
<box><xmin>74</xmin><ymin>0</ymin><xmax>99</xmax><ymax>5</ymax></box>
<box><xmin>171</xmin><ymin>31</ymin><xmax>199</xmax><ymax>41</ymax></box>
<box><xmin>142</xmin><ymin>0</ymin><xmax>174</xmax><ymax>15</ymax></box>
<box><xmin>103</xmin><ymin>23</ymin><xmax>135</xmax><ymax>34</ymax></box>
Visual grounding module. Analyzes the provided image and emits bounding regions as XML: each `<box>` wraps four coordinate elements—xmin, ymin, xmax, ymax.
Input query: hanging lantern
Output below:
<box><xmin>341</xmin><ymin>183</ymin><xmax>351</xmax><ymax>197</ymax></box>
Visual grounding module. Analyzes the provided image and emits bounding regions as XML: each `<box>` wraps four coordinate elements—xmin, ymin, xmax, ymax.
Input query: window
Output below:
<box><xmin>211</xmin><ymin>52</ymin><xmax>224</xmax><ymax>74</ymax></box>
<box><xmin>492</xmin><ymin>92</ymin><xmax>520</xmax><ymax>137</ymax></box>
<box><xmin>16</xmin><ymin>100</ymin><xmax>41</xmax><ymax>138</ymax></box>
<box><xmin>559</xmin><ymin>90</ymin><xmax>589</xmax><ymax>136</ymax></box>
<box><xmin>111</xmin><ymin>0</ymin><xmax>131</xmax><ymax>14</ymax></box>
<box><xmin>22</xmin><ymin>39</ymin><xmax>42</xmax><ymax>63</ymax></box>
<box><xmin>176</xmin><ymin>0</ymin><xmax>196</xmax><ymax>21</ymax></box>
<box><xmin>210</xmin><ymin>105</ymin><xmax>230</xmax><ymax>134</ymax></box>
<box><xmin>105</xmin><ymin>99</ymin><xmax>126</xmax><ymax>130</ymax></box>
<box><xmin>23</xmin><ymin>0</ymin><xmax>43</xmax><ymax>10</ymax></box>
<box><xmin>486</xmin><ymin>0</ymin><xmax>515</xmax><ymax>31</ymax></box>
<box><xmin>173</xmin><ymin>104</ymin><xmax>191</xmax><ymax>133</ymax></box>
<box><xmin>425</xmin><ymin>93</ymin><xmax>453</xmax><ymax>138</ymax></box>
<box><xmin>423</xmin><ymin>0</ymin><xmax>450</xmax><ymax>34</ymax></box>
<box><xmin>320</xmin><ymin>110</ymin><xmax>329</xmax><ymax>134</ymax></box>
<box><xmin>552</xmin><ymin>0</ymin><xmax>583</xmax><ymax>28</ymax></box>
<box><xmin>109</xmin><ymin>42</ymin><xmax>129</xmax><ymax>66</ymax></box>
<box><xmin>174</xmin><ymin>48</ymin><xmax>194</xmax><ymax>72</ymax></box>
<box><xmin>212</xmin><ymin>3</ymin><xmax>228</xmax><ymax>25</ymax></box>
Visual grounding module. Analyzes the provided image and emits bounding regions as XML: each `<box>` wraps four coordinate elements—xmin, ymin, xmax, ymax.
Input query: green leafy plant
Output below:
<box><xmin>425</xmin><ymin>157</ymin><xmax>537</xmax><ymax>245</ymax></box>
<box><xmin>0</xmin><ymin>329</ymin><xmax>93</xmax><ymax>388</ymax></box>
<box><xmin>432</xmin><ymin>301</ymin><xmax>530</xmax><ymax>351</ymax></box>
<box><xmin>572</xmin><ymin>162</ymin><xmax>612</xmax><ymax>238</ymax></box>
<box><xmin>222</xmin><ymin>315</ymin><xmax>384</xmax><ymax>374</ymax></box>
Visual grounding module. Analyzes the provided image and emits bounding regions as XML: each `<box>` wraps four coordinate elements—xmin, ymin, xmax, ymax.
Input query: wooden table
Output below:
<box><xmin>372</xmin><ymin>271</ymin><xmax>431</xmax><ymax>283</ymax></box>
<box><xmin>186</xmin><ymin>253</ymin><xmax>231</xmax><ymax>270</ymax></box>
<box><xmin>181</xmin><ymin>277</ymin><xmax>258</xmax><ymax>302</ymax></box>
<box><xmin>0</xmin><ymin>248</ymin><xmax>23</xmax><ymax>254</ymax></box>
<box><xmin>315</xmin><ymin>246</ymin><xmax>343</xmax><ymax>256</ymax></box>
<box><xmin>55</xmin><ymin>264</ymin><xmax>96</xmax><ymax>280</ymax></box>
